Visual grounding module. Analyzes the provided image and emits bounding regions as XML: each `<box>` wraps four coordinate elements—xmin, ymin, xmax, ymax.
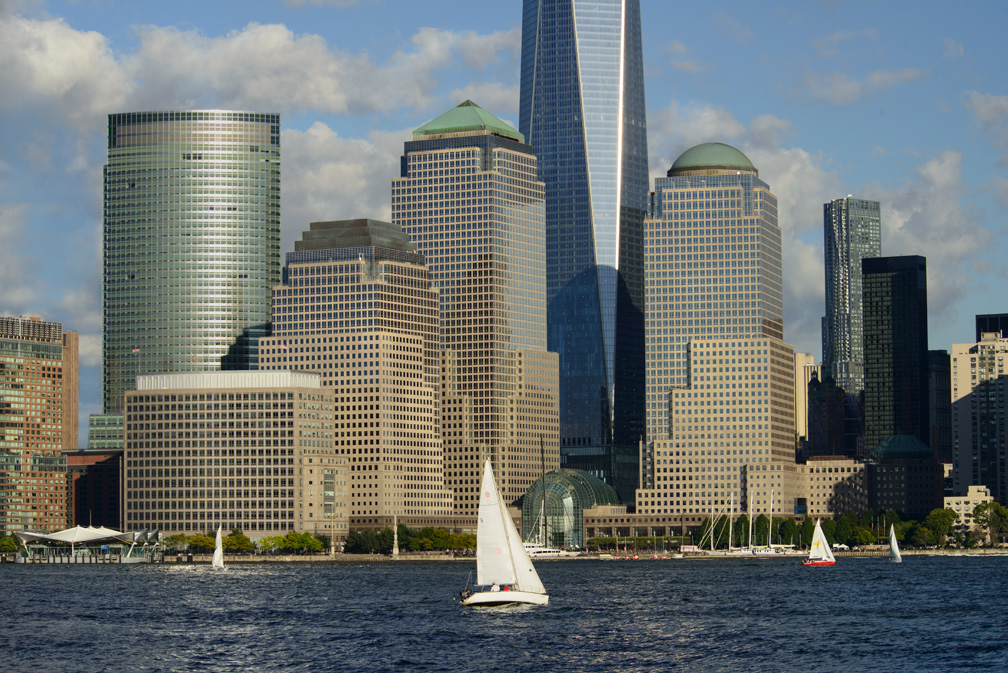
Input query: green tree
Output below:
<box><xmin>163</xmin><ymin>533</ymin><xmax>189</xmax><ymax>552</ymax></box>
<box><xmin>224</xmin><ymin>530</ymin><xmax>254</xmax><ymax>554</ymax></box>
<box><xmin>819</xmin><ymin>518</ymin><xmax>838</xmax><ymax>547</ymax></box>
<box><xmin>734</xmin><ymin>514</ymin><xmax>750</xmax><ymax>548</ymax></box>
<box><xmin>922</xmin><ymin>508</ymin><xmax>958</xmax><ymax>547</ymax></box>
<box><xmin>777</xmin><ymin>518</ymin><xmax>799</xmax><ymax>547</ymax></box>
<box><xmin>258</xmin><ymin>536</ymin><xmax>285</xmax><ymax>555</ymax></box>
<box><xmin>974</xmin><ymin>502</ymin><xmax>1008</xmax><ymax>545</ymax></box>
<box><xmin>189</xmin><ymin>534</ymin><xmax>215</xmax><ymax>553</ymax></box>
<box><xmin>799</xmin><ymin>517</ymin><xmax>816</xmax><ymax>549</ymax></box>
<box><xmin>0</xmin><ymin>534</ymin><xmax>20</xmax><ymax>553</ymax></box>
<box><xmin>910</xmin><ymin>525</ymin><xmax>932</xmax><ymax>548</ymax></box>
<box><xmin>753</xmin><ymin>514</ymin><xmax>770</xmax><ymax>547</ymax></box>
<box><xmin>849</xmin><ymin>527</ymin><xmax>875</xmax><ymax>547</ymax></box>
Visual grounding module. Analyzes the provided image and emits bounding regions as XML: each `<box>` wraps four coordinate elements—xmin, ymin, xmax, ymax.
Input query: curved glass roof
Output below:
<box><xmin>869</xmin><ymin>434</ymin><xmax>933</xmax><ymax>460</ymax></box>
<box><xmin>668</xmin><ymin>142</ymin><xmax>756</xmax><ymax>175</ymax></box>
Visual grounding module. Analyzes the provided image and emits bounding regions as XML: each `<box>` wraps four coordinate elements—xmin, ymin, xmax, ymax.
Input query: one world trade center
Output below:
<box><xmin>519</xmin><ymin>0</ymin><xmax>648</xmax><ymax>502</ymax></box>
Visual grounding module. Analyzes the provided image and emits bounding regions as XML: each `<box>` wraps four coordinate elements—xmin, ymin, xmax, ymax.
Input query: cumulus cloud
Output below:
<box><xmin>0</xmin><ymin>204</ymin><xmax>36</xmax><ymax>315</ymax></box>
<box><xmin>447</xmin><ymin>83</ymin><xmax>520</xmax><ymax>120</ymax></box>
<box><xmin>963</xmin><ymin>91</ymin><xmax>1008</xmax><ymax>161</ymax></box>
<box><xmin>866</xmin><ymin>68</ymin><xmax>929</xmax><ymax>90</ymax></box>
<box><xmin>647</xmin><ymin>99</ymin><xmax>844</xmax><ymax>356</ymax></box>
<box><xmin>862</xmin><ymin>151</ymin><xmax>994</xmax><ymax>332</ymax></box>
<box><xmin>281</xmin><ymin>122</ymin><xmax>405</xmax><ymax>253</ymax></box>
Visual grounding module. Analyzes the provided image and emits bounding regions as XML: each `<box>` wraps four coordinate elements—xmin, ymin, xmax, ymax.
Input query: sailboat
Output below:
<box><xmin>211</xmin><ymin>525</ymin><xmax>226</xmax><ymax>570</ymax></box>
<box><xmin>460</xmin><ymin>460</ymin><xmax>548</xmax><ymax>607</ymax></box>
<box><xmin>889</xmin><ymin>524</ymin><xmax>902</xmax><ymax>563</ymax></box>
<box><xmin>802</xmin><ymin>519</ymin><xmax>836</xmax><ymax>566</ymax></box>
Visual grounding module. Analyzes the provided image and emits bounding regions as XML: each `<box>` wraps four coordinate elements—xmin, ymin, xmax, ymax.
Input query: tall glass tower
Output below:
<box><xmin>822</xmin><ymin>197</ymin><xmax>881</xmax><ymax>395</ymax></box>
<box><xmin>519</xmin><ymin>0</ymin><xmax>649</xmax><ymax>501</ymax></box>
<box><xmin>102</xmin><ymin>110</ymin><xmax>280</xmax><ymax>414</ymax></box>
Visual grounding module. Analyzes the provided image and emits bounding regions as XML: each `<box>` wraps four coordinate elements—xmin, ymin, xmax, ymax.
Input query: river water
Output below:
<box><xmin>1</xmin><ymin>555</ymin><xmax>1005</xmax><ymax>672</ymax></box>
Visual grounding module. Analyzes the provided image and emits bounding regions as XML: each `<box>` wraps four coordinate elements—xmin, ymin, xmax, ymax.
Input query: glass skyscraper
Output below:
<box><xmin>102</xmin><ymin>110</ymin><xmax>280</xmax><ymax>414</ymax></box>
<box><xmin>822</xmin><ymin>197</ymin><xmax>881</xmax><ymax>395</ymax></box>
<box><xmin>519</xmin><ymin>0</ymin><xmax>649</xmax><ymax>501</ymax></box>
<box><xmin>392</xmin><ymin>101</ymin><xmax>560</xmax><ymax>517</ymax></box>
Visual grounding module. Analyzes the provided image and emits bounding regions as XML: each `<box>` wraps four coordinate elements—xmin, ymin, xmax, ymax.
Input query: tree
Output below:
<box><xmin>734</xmin><ymin>514</ymin><xmax>750</xmax><ymax>548</ymax></box>
<box><xmin>224</xmin><ymin>531</ymin><xmax>254</xmax><ymax>554</ymax></box>
<box><xmin>910</xmin><ymin>525</ymin><xmax>933</xmax><ymax>548</ymax></box>
<box><xmin>0</xmin><ymin>534</ymin><xmax>19</xmax><ymax>553</ymax></box>
<box><xmin>258</xmin><ymin>536</ymin><xmax>285</xmax><ymax>555</ymax></box>
<box><xmin>777</xmin><ymin>518</ymin><xmax>799</xmax><ymax>547</ymax></box>
<box><xmin>189</xmin><ymin>534</ymin><xmax>215</xmax><ymax>553</ymax></box>
<box><xmin>799</xmin><ymin>517</ymin><xmax>816</xmax><ymax>549</ymax></box>
<box><xmin>922</xmin><ymin>508</ymin><xmax>959</xmax><ymax>547</ymax></box>
<box><xmin>753</xmin><ymin>514</ymin><xmax>770</xmax><ymax>548</ymax></box>
<box><xmin>973</xmin><ymin>502</ymin><xmax>1008</xmax><ymax>545</ymax></box>
<box><xmin>163</xmin><ymin>534</ymin><xmax>189</xmax><ymax>552</ymax></box>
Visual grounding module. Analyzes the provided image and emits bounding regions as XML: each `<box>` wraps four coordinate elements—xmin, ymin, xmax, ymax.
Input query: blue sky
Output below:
<box><xmin>2</xmin><ymin>0</ymin><xmax>1006</xmax><ymax>446</ymax></box>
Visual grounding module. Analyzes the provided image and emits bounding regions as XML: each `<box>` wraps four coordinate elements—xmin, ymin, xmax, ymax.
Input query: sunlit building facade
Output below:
<box><xmin>102</xmin><ymin>110</ymin><xmax>280</xmax><ymax>415</ymax></box>
<box><xmin>259</xmin><ymin>219</ymin><xmax>455</xmax><ymax>529</ymax></box>
<box><xmin>519</xmin><ymin>0</ymin><xmax>649</xmax><ymax>500</ymax></box>
<box><xmin>822</xmin><ymin>197</ymin><xmax>881</xmax><ymax>395</ymax></box>
<box><xmin>392</xmin><ymin>101</ymin><xmax>560</xmax><ymax>520</ymax></box>
<box><xmin>0</xmin><ymin>316</ymin><xmax>79</xmax><ymax>532</ymax></box>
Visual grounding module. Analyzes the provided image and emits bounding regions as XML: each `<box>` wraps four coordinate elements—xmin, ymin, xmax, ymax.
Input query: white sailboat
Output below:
<box><xmin>802</xmin><ymin>519</ymin><xmax>836</xmax><ymax>566</ymax></box>
<box><xmin>460</xmin><ymin>460</ymin><xmax>549</xmax><ymax>607</ymax></box>
<box><xmin>211</xmin><ymin>525</ymin><xmax>226</xmax><ymax>570</ymax></box>
<box><xmin>889</xmin><ymin>524</ymin><xmax>902</xmax><ymax>563</ymax></box>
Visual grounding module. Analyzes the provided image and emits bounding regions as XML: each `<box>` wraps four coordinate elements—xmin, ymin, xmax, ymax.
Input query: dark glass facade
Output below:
<box><xmin>862</xmin><ymin>256</ymin><xmax>930</xmax><ymax>455</ymax></box>
<box><xmin>102</xmin><ymin>111</ymin><xmax>280</xmax><ymax>414</ymax></box>
<box><xmin>520</xmin><ymin>0</ymin><xmax>649</xmax><ymax>501</ymax></box>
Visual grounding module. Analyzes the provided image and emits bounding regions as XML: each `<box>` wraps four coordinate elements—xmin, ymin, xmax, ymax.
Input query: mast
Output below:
<box><xmin>728</xmin><ymin>493</ymin><xmax>734</xmax><ymax>552</ymax></box>
<box><xmin>747</xmin><ymin>490</ymin><xmax>753</xmax><ymax>551</ymax></box>
<box><xmin>768</xmin><ymin>489</ymin><xmax>774</xmax><ymax>548</ymax></box>
<box><xmin>710</xmin><ymin>499</ymin><xmax>715</xmax><ymax>552</ymax></box>
<box><xmin>540</xmin><ymin>435</ymin><xmax>547</xmax><ymax>547</ymax></box>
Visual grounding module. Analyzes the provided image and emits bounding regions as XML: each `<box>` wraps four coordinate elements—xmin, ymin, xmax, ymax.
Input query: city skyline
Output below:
<box><xmin>1</xmin><ymin>1</ymin><xmax>1006</xmax><ymax>445</ymax></box>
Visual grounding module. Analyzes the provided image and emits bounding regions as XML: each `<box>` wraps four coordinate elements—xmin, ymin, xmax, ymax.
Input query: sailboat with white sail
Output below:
<box><xmin>459</xmin><ymin>460</ymin><xmax>548</xmax><ymax>607</ymax></box>
<box><xmin>889</xmin><ymin>524</ymin><xmax>902</xmax><ymax>563</ymax></box>
<box><xmin>802</xmin><ymin>519</ymin><xmax>835</xmax><ymax>566</ymax></box>
<box><xmin>211</xmin><ymin>525</ymin><xmax>226</xmax><ymax>570</ymax></box>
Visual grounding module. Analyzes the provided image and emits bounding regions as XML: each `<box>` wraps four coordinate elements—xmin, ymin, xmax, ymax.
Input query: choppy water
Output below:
<box><xmin>1</xmin><ymin>555</ymin><xmax>1005</xmax><ymax>672</ymax></box>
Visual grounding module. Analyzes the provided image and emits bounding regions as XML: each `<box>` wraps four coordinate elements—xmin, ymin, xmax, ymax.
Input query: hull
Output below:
<box><xmin>802</xmin><ymin>560</ymin><xmax>835</xmax><ymax>566</ymax></box>
<box><xmin>461</xmin><ymin>590</ymin><xmax>549</xmax><ymax>607</ymax></box>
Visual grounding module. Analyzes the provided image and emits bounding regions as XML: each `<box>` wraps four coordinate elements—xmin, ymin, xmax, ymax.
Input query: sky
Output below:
<box><xmin>2</xmin><ymin>0</ymin><xmax>1006</xmax><ymax>446</ymax></box>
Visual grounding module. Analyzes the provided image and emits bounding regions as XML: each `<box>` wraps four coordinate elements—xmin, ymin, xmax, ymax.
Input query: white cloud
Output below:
<box><xmin>281</xmin><ymin>122</ymin><xmax>404</xmax><ymax>254</ymax></box>
<box><xmin>812</xmin><ymin>28</ymin><xmax>877</xmax><ymax>59</ymax></box>
<box><xmin>78</xmin><ymin>334</ymin><xmax>101</xmax><ymax>368</ymax></box>
<box><xmin>712</xmin><ymin>13</ymin><xmax>755</xmax><ymax>44</ymax></box>
<box><xmin>447</xmin><ymin>83</ymin><xmax>520</xmax><ymax>121</ymax></box>
<box><xmin>988</xmin><ymin>174</ymin><xmax>1008</xmax><ymax>207</ymax></box>
<box><xmin>862</xmin><ymin>151</ymin><xmax>994</xmax><ymax>331</ymax></box>
<box><xmin>963</xmin><ymin>91</ymin><xmax>1008</xmax><ymax>161</ymax></box>
<box><xmin>0</xmin><ymin>204</ymin><xmax>36</xmax><ymax>315</ymax></box>
<box><xmin>666</xmin><ymin>40</ymin><xmax>687</xmax><ymax>55</ymax></box>
<box><xmin>866</xmin><ymin>68</ymin><xmax>929</xmax><ymax>90</ymax></box>
<box><xmin>943</xmin><ymin>38</ymin><xmax>964</xmax><ymax>59</ymax></box>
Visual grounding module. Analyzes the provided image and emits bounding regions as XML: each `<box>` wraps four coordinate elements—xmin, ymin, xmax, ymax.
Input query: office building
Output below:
<box><xmin>794</xmin><ymin>353</ymin><xmax>819</xmax><ymax>446</ymax></box>
<box><xmin>392</xmin><ymin>101</ymin><xmax>560</xmax><ymax>518</ymax></box>
<box><xmin>65</xmin><ymin>448</ymin><xmax>123</xmax><ymax>529</ymax></box>
<box><xmin>519</xmin><ymin>0</ymin><xmax>649</xmax><ymax>499</ymax></box>
<box><xmin>822</xmin><ymin>197</ymin><xmax>881</xmax><ymax>395</ymax></box>
<box><xmin>975</xmin><ymin>313</ymin><xmax>1008</xmax><ymax>340</ymax></box>
<box><xmin>928</xmin><ymin>350</ymin><xmax>952</xmax><ymax>464</ymax></box>
<box><xmin>123</xmin><ymin>371</ymin><xmax>348</xmax><ymax>542</ymax></box>
<box><xmin>862</xmin><ymin>256</ymin><xmax>930</xmax><ymax>454</ymax></box>
<box><xmin>636</xmin><ymin>143</ymin><xmax>798</xmax><ymax>526</ymax></box>
<box><xmin>951</xmin><ymin>333</ymin><xmax>1008</xmax><ymax>502</ymax></box>
<box><xmin>0</xmin><ymin>316</ymin><xmax>79</xmax><ymax>533</ymax></box>
<box><xmin>101</xmin><ymin>110</ymin><xmax>280</xmax><ymax>416</ymax></box>
<box><xmin>801</xmin><ymin>456</ymin><xmax>867</xmax><ymax>520</ymax></box>
<box><xmin>865</xmin><ymin>435</ymin><xmax>942</xmax><ymax>519</ymax></box>
<box><xmin>260</xmin><ymin>219</ymin><xmax>455</xmax><ymax>529</ymax></box>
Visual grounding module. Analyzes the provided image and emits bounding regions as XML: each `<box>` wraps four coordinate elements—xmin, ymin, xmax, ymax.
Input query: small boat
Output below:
<box><xmin>459</xmin><ymin>460</ymin><xmax>548</xmax><ymax>607</ymax></box>
<box><xmin>802</xmin><ymin>519</ymin><xmax>836</xmax><ymax>566</ymax></box>
<box><xmin>889</xmin><ymin>524</ymin><xmax>902</xmax><ymax>563</ymax></box>
<box><xmin>211</xmin><ymin>525</ymin><xmax>226</xmax><ymax>570</ymax></box>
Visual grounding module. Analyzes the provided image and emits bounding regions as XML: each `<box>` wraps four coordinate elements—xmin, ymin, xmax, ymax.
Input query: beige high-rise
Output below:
<box><xmin>0</xmin><ymin>316</ymin><xmax>78</xmax><ymax>533</ymax></box>
<box><xmin>392</xmin><ymin>102</ymin><xmax>559</xmax><ymax>523</ymax></box>
<box><xmin>260</xmin><ymin>219</ymin><xmax>455</xmax><ymax>530</ymax></box>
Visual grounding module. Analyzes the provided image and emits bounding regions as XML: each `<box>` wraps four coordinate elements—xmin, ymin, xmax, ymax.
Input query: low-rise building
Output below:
<box><xmin>123</xmin><ymin>371</ymin><xmax>348</xmax><ymax>544</ymax></box>
<box><xmin>944</xmin><ymin>484</ymin><xmax>993</xmax><ymax>534</ymax></box>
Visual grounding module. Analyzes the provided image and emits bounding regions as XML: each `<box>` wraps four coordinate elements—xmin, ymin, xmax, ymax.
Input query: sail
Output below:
<box><xmin>474</xmin><ymin>460</ymin><xmax>546</xmax><ymax>594</ymax></box>
<box><xmin>807</xmin><ymin>520</ymin><xmax>834</xmax><ymax>563</ymax></box>
<box><xmin>889</xmin><ymin>524</ymin><xmax>902</xmax><ymax>563</ymax></box>
<box><xmin>212</xmin><ymin>525</ymin><xmax>225</xmax><ymax>569</ymax></box>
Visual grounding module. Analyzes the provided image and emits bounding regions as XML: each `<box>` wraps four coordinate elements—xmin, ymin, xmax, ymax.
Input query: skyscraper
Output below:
<box><xmin>822</xmin><ymin>197</ymin><xmax>881</xmax><ymax>395</ymax></box>
<box><xmin>392</xmin><ymin>101</ymin><xmax>559</xmax><ymax>518</ymax></box>
<box><xmin>635</xmin><ymin>143</ymin><xmax>796</xmax><ymax>525</ymax></box>
<box><xmin>1</xmin><ymin>316</ymin><xmax>78</xmax><ymax>532</ymax></box>
<box><xmin>259</xmin><ymin>219</ymin><xmax>455</xmax><ymax>528</ymax></box>
<box><xmin>101</xmin><ymin>110</ymin><xmax>280</xmax><ymax>415</ymax></box>
<box><xmin>862</xmin><ymin>255</ymin><xmax>930</xmax><ymax>454</ymax></box>
<box><xmin>520</xmin><ymin>0</ymin><xmax>649</xmax><ymax>500</ymax></box>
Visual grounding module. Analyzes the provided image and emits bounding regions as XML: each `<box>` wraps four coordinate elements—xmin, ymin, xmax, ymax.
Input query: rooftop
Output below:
<box><xmin>413</xmin><ymin>100</ymin><xmax>523</xmax><ymax>142</ymax></box>
<box><xmin>668</xmin><ymin>142</ymin><xmax>756</xmax><ymax>176</ymax></box>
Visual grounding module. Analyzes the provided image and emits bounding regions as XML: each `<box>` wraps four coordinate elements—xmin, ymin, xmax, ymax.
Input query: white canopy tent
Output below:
<box><xmin>16</xmin><ymin>526</ymin><xmax>136</xmax><ymax>554</ymax></box>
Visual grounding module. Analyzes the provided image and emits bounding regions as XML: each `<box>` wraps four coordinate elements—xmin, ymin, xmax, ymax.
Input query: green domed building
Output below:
<box><xmin>521</xmin><ymin>469</ymin><xmax>620</xmax><ymax>549</ymax></box>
